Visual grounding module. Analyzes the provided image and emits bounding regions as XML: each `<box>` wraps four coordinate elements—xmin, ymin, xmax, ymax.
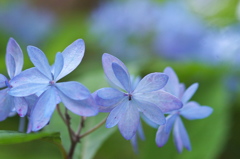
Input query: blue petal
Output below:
<box><xmin>53</xmin><ymin>53</ymin><xmax>64</xmax><ymax>80</ymax></box>
<box><xmin>155</xmin><ymin>125</ymin><xmax>170</xmax><ymax>147</ymax></box>
<box><xmin>137</xmin><ymin>120</ymin><xmax>145</xmax><ymax>140</ymax></box>
<box><xmin>133</xmin><ymin>98</ymin><xmax>166</xmax><ymax>125</ymax></box>
<box><xmin>56</xmin><ymin>81</ymin><xmax>91</xmax><ymax>100</ymax></box>
<box><xmin>6</xmin><ymin>38</ymin><xmax>23</xmax><ymax>78</ymax></box>
<box><xmin>0</xmin><ymin>74</ymin><xmax>7</xmax><ymax>88</ymax></box>
<box><xmin>180</xmin><ymin>101</ymin><xmax>213</xmax><ymax>120</ymax></box>
<box><xmin>141</xmin><ymin>113</ymin><xmax>159</xmax><ymax>128</ymax></box>
<box><xmin>134</xmin><ymin>73</ymin><xmax>168</xmax><ymax>93</ymax></box>
<box><xmin>118</xmin><ymin>101</ymin><xmax>140</xmax><ymax>140</ymax></box>
<box><xmin>130</xmin><ymin>134</ymin><xmax>138</xmax><ymax>154</ymax></box>
<box><xmin>112</xmin><ymin>62</ymin><xmax>131</xmax><ymax>92</ymax></box>
<box><xmin>106</xmin><ymin>99</ymin><xmax>128</xmax><ymax>128</ymax></box>
<box><xmin>163</xmin><ymin>67</ymin><xmax>180</xmax><ymax>97</ymax></box>
<box><xmin>27</xmin><ymin>46</ymin><xmax>52</xmax><ymax>80</ymax></box>
<box><xmin>173</xmin><ymin>117</ymin><xmax>191</xmax><ymax>153</ymax></box>
<box><xmin>24</xmin><ymin>95</ymin><xmax>38</xmax><ymax>117</ymax></box>
<box><xmin>135</xmin><ymin>90</ymin><xmax>183</xmax><ymax>113</ymax></box>
<box><xmin>181</xmin><ymin>83</ymin><xmax>199</xmax><ymax>104</ymax></box>
<box><xmin>58</xmin><ymin>90</ymin><xmax>98</xmax><ymax>116</ymax></box>
<box><xmin>9</xmin><ymin>68</ymin><xmax>49</xmax><ymax>96</ymax></box>
<box><xmin>95</xmin><ymin>87</ymin><xmax>125</xmax><ymax>107</ymax></box>
<box><xmin>14</xmin><ymin>97</ymin><xmax>28</xmax><ymax>117</ymax></box>
<box><xmin>30</xmin><ymin>87</ymin><xmax>58</xmax><ymax>131</ymax></box>
<box><xmin>102</xmin><ymin>53</ymin><xmax>130</xmax><ymax>90</ymax></box>
<box><xmin>0</xmin><ymin>89</ymin><xmax>14</xmax><ymax>121</ymax></box>
<box><xmin>178</xmin><ymin>83</ymin><xmax>186</xmax><ymax>99</ymax></box>
<box><xmin>164</xmin><ymin>114</ymin><xmax>178</xmax><ymax>133</ymax></box>
<box><xmin>57</xmin><ymin>39</ymin><xmax>85</xmax><ymax>80</ymax></box>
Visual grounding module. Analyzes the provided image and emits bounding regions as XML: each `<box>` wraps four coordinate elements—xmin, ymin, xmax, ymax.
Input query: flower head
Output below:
<box><xmin>0</xmin><ymin>38</ymin><xmax>33</xmax><ymax>120</ymax></box>
<box><xmin>94</xmin><ymin>53</ymin><xmax>182</xmax><ymax>140</ymax></box>
<box><xmin>9</xmin><ymin>39</ymin><xmax>98</xmax><ymax>131</ymax></box>
<box><xmin>155</xmin><ymin>67</ymin><xmax>213</xmax><ymax>153</ymax></box>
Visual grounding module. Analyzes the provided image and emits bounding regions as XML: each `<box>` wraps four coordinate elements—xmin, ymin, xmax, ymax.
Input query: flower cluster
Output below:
<box><xmin>0</xmin><ymin>38</ymin><xmax>213</xmax><ymax>153</ymax></box>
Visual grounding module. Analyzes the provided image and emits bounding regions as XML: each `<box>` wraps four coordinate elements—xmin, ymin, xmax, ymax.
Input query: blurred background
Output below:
<box><xmin>0</xmin><ymin>0</ymin><xmax>240</xmax><ymax>158</ymax></box>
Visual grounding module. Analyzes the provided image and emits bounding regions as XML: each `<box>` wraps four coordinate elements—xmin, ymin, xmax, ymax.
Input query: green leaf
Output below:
<box><xmin>0</xmin><ymin>130</ymin><xmax>61</xmax><ymax>145</ymax></box>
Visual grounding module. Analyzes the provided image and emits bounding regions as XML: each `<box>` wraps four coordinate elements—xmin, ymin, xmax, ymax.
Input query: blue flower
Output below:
<box><xmin>9</xmin><ymin>39</ymin><xmax>98</xmax><ymax>131</ymax></box>
<box><xmin>155</xmin><ymin>67</ymin><xmax>213</xmax><ymax>153</ymax></box>
<box><xmin>0</xmin><ymin>38</ymin><xmax>32</xmax><ymax>120</ymax></box>
<box><xmin>94</xmin><ymin>53</ymin><xmax>182</xmax><ymax>140</ymax></box>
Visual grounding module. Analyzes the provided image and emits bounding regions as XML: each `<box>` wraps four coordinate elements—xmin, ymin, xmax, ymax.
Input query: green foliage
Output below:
<box><xmin>0</xmin><ymin>130</ymin><xmax>61</xmax><ymax>145</ymax></box>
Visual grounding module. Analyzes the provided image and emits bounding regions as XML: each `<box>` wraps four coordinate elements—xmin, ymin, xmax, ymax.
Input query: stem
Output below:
<box><xmin>18</xmin><ymin>117</ymin><xmax>26</xmax><ymax>132</ymax></box>
<box><xmin>68</xmin><ymin>116</ymin><xmax>85</xmax><ymax>159</ymax></box>
<box><xmin>56</xmin><ymin>105</ymin><xmax>75</xmax><ymax>135</ymax></box>
<box><xmin>80</xmin><ymin>117</ymin><xmax>107</xmax><ymax>138</ymax></box>
<box><xmin>65</xmin><ymin>108</ymin><xmax>74</xmax><ymax>143</ymax></box>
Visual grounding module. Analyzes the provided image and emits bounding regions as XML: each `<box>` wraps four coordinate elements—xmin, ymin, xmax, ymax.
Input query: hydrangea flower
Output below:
<box><xmin>0</xmin><ymin>38</ymin><xmax>31</xmax><ymax>120</ymax></box>
<box><xmin>155</xmin><ymin>67</ymin><xmax>213</xmax><ymax>153</ymax></box>
<box><xmin>94</xmin><ymin>53</ymin><xmax>182</xmax><ymax>140</ymax></box>
<box><xmin>9</xmin><ymin>39</ymin><xmax>98</xmax><ymax>131</ymax></box>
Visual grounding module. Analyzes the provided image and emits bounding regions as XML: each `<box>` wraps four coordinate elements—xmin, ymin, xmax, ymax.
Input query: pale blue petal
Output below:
<box><xmin>118</xmin><ymin>101</ymin><xmax>140</xmax><ymax>140</ymax></box>
<box><xmin>163</xmin><ymin>67</ymin><xmax>180</xmax><ymax>97</ymax></box>
<box><xmin>9</xmin><ymin>84</ymin><xmax>49</xmax><ymax>97</ymax></box>
<box><xmin>130</xmin><ymin>134</ymin><xmax>138</xmax><ymax>154</ymax></box>
<box><xmin>0</xmin><ymin>74</ymin><xmax>7</xmax><ymax>88</ymax></box>
<box><xmin>112</xmin><ymin>62</ymin><xmax>131</xmax><ymax>92</ymax></box>
<box><xmin>27</xmin><ymin>46</ymin><xmax>52</xmax><ymax>79</ymax></box>
<box><xmin>106</xmin><ymin>99</ymin><xmax>128</xmax><ymax>128</ymax></box>
<box><xmin>92</xmin><ymin>91</ymin><xmax>115</xmax><ymax>112</ymax></box>
<box><xmin>164</xmin><ymin>114</ymin><xmax>178</xmax><ymax>133</ymax></box>
<box><xmin>14</xmin><ymin>97</ymin><xmax>28</xmax><ymax>117</ymax></box>
<box><xmin>6</xmin><ymin>38</ymin><xmax>23</xmax><ymax>78</ymax></box>
<box><xmin>9</xmin><ymin>68</ymin><xmax>49</xmax><ymax>96</ymax></box>
<box><xmin>0</xmin><ymin>89</ymin><xmax>14</xmax><ymax>121</ymax></box>
<box><xmin>53</xmin><ymin>53</ymin><xmax>64</xmax><ymax>80</ymax></box>
<box><xmin>30</xmin><ymin>87</ymin><xmax>58</xmax><ymax>131</ymax></box>
<box><xmin>102</xmin><ymin>53</ymin><xmax>130</xmax><ymax>90</ymax></box>
<box><xmin>24</xmin><ymin>95</ymin><xmax>38</xmax><ymax>117</ymax></box>
<box><xmin>179</xmin><ymin>83</ymin><xmax>185</xmax><ymax>99</ymax></box>
<box><xmin>134</xmin><ymin>73</ymin><xmax>168</xmax><ymax>93</ymax></box>
<box><xmin>180</xmin><ymin>101</ymin><xmax>213</xmax><ymax>120</ymax></box>
<box><xmin>181</xmin><ymin>83</ymin><xmax>199</xmax><ymax>104</ymax></box>
<box><xmin>10</xmin><ymin>68</ymin><xmax>49</xmax><ymax>87</ymax></box>
<box><xmin>134</xmin><ymin>98</ymin><xmax>165</xmax><ymax>125</ymax></box>
<box><xmin>155</xmin><ymin>125</ymin><xmax>170</xmax><ymax>147</ymax></box>
<box><xmin>6</xmin><ymin>54</ymin><xmax>16</xmax><ymax>79</ymax></box>
<box><xmin>95</xmin><ymin>88</ymin><xmax>125</xmax><ymax>107</ymax></box>
<box><xmin>137</xmin><ymin>120</ymin><xmax>145</xmax><ymax>140</ymax></box>
<box><xmin>135</xmin><ymin>90</ymin><xmax>183</xmax><ymax>113</ymax></box>
<box><xmin>58</xmin><ymin>90</ymin><xmax>98</xmax><ymax>116</ymax></box>
<box><xmin>173</xmin><ymin>117</ymin><xmax>191</xmax><ymax>153</ymax></box>
<box><xmin>56</xmin><ymin>81</ymin><xmax>90</xmax><ymax>100</ymax></box>
<box><xmin>57</xmin><ymin>39</ymin><xmax>85</xmax><ymax>80</ymax></box>
<box><xmin>141</xmin><ymin>113</ymin><xmax>159</xmax><ymax>128</ymax></box>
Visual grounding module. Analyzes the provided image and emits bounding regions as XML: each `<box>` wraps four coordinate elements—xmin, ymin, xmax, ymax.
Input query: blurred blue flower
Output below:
<box><xmin>153</xmin><ymin>1</ymin><xmax>208</xmax><ymax>61</ymax></box>
<box><xmin>0</xmin><ymin>2</ymin><xmax>55</xmax><ymax>44</ymax></box>
<box><xmin>200</xmin><ymin>25</ymin><xmax>240</xmax><ymax>65</ymax></box>
<box><xmin>9</xmin><ymin>39</ymin><xmax>98</xmax><ymax>132</ymax></box>
<box><xmin>155</xmin><ymin>67</ymin><xmax>213</xmax><ymax>153</ymax></box>
<box><xmin>90</xmin><ymin>0</ymin><xmax>161</xmax><ymax>60</ymax></box>
<box><xmin>94</xmin><ymin>53</ymin><xmax>182</xmax><ymax>140</ymax></box>
<box><xmin>0</xmin><ymin>38</ymin><xmax>33</xmax><ymax>120</ymax></box>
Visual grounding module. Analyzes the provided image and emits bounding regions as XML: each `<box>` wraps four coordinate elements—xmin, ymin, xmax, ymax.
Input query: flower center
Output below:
<box><xmin>49</xmin><ymin>80</ymin><xmax>55</xmax><ymax>85</ymax></box>
<box><xmin>5</xmin><ymin>80</ymin><xmax>12</xmax><ymax>88</ymax></box>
